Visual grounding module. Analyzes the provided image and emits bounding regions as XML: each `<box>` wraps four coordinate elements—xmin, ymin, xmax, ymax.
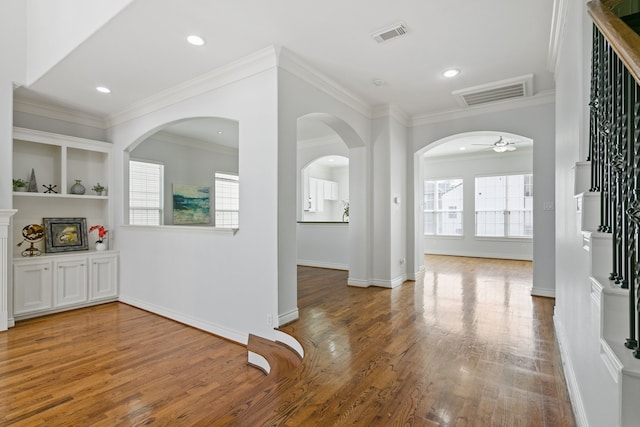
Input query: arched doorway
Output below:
<box><xmin>415</xmin><ymin>131</ymin><xmax>534</xmax><ymax>277</ymax></box>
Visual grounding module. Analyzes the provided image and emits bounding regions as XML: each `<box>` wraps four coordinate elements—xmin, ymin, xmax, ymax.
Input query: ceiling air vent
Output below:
<box><xmin>452</xmin><ymin>74</ymin><xmax>534</xmax><ymax>107</ymax></box>
<box><xmin>371</xmin><ymin>22</ymin><xmax>408</xmax><ymax>43</ymax></box>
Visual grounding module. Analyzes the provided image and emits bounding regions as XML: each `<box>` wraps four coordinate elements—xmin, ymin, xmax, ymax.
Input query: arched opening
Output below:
<box><xmin>124</xmin><ymin>117</ymin><xmax>239</xmax><ymax>228</ymax></box>
<box><xmin>295</xmin><ymin>113</ymin><xmax>366</xmax><ymax>278</ymax></box>
<box><xmin>415</xmin><ymin>131</ymin><xmax>534</xmax><ymax>287</ymax></box>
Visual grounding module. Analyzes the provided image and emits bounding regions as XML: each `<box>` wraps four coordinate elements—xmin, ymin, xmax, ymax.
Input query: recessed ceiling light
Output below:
<box><xmin>372</xmin><ymin>79</ymin><xmax>386</xmax><ymax>86</ymax></box>
<box><xmin>459</xmin><ymin>147</ymin><xmax>466</xmax><ymax>151</ymax></box>
<box><xmin>217</xmin><ymin>131</ymin><xmax>223</xmax><ymax>134</ymax></box>
<box><xmin>187</xmin><ymin>35</ymin><xmax>205</xmax><ymax>46</ymax></box>
<box><xmin>96</xmin><ymin>86</ymin><xmax>111</xmax><ymax>94</ymax></box>
<box><xmin>442</xmin><ymin>68</ymin><xmax>460</xmax><ymax>78</ymax></box>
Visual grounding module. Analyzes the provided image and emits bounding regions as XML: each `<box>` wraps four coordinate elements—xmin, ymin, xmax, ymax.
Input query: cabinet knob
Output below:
<box><xmin>43</xmin><ymin>267</ymin><xmax>48</xmax><ymax>270</ymax></box>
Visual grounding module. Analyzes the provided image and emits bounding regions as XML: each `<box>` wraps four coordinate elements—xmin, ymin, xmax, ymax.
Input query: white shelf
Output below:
<box><xmin>13</xmin><ymin>192</ymin><xmax>108</xmax><ymax>200</ymax></box>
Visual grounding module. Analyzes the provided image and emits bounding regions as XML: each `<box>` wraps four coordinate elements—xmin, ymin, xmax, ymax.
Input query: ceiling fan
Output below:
<box><xmin>473</xmin><ymin>136</ymin><xmax>518</xmax><ymax>153</ymax></box>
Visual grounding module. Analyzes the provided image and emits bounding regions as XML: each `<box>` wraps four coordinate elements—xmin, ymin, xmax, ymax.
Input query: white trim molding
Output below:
<box><xmin>0</xmin><ymin>210</ymin><xmax>17</xmax><ymax>331</ymax></box>
<box><xmin>554</xmin><ymin>313</ymin><xmax>589</xmax><ymax>427</ymax></box>
<box><xmin>118</xmin><ymin>295</ymin><xmax>247</xmax><ymax>345</ymax></box>
<box><xmin>277</xmin><ymin>46</ymin><xmax>372</xmax><ymax>118</ymax></box>
<box><xmin>548</xmin><ymin>0</ymin><xmax>569</xmax><ymax>73</ymax></box>
<box><xmin>278</xmin><ymin>308</ymin><xmax>300</xmax><ymax>327</ymax></box>
<box><xmin>412</xmin><ymin>90</ymin><xmax>556</xmax><ymax>126</ymax></box>
<box><xmin>297</xmin><ymin>260</ymin><xmax>348</xmax><ymax>271</ymax></box>
<box><xmin>531</xmin><ymin>287</ymin><xmax>556</xmax><ymax>298</ymax></box>
<box><xmin>108</xmin><ymin>45</ymin><xmax>279</xmax><ymax>127</ymax></box>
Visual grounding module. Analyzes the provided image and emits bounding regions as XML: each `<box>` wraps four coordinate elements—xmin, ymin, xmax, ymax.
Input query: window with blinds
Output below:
<box><xmin>214</xmin><ymin>172</ymin><xmax>239</xmax><ymax>228</ymax></box>
<box><xmin>129</xmin><ymin>160</ymin><xmax>164</xmax><ymax>225</ymax></box>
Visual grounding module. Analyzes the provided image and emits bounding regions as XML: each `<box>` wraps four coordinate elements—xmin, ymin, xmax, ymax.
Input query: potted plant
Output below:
<box><xmin>13</xmin><ymin>178</ymin><xmax>27</xmax><ymax>192</ymax></box>
<box><xmin>89</xmin><ymin>225</ymin><xmax>108</xmax><ymax>250</ymax></box>
<box><xmin>342</xmin><ymin>200</ymin><xmax>349</xmax><ymax>222</ymax></box>
<box><xmin>92</xmin><ymin>183</ymin><xmax>106</xmax><ymax>196</ymax></box>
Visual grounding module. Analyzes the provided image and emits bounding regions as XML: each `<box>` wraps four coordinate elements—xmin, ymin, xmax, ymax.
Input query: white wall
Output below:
<box><xmin>1</xmin><ymin>1</ymin><xmax>27</xmax><ymax>209</ymax></box>
<box><xmin>554</xmin><ymin>0</ymin><xmax>620</xmax><ymax>425</ymax></box>
<box><xmin>423</xmin><ymin>148</ymin><xmax>533</xmax><ymax>260</ymax></box>
<box><xmin>25</xmin><ymin>0</ymin><xmax>133</xmax><ymax>85</ymax></box>
<box><xmin>411</xmin><ymin>102</ymin><xmax>555</xmax><ymax>296</ymax></box>
<box><xmin>131</xmin><ymin>137</ymin><xmax>238</xmax><ymax>226</ymax></box>
<box><xmin>110</xmin><ymin>67</ymin><xmax>280</xmax><ymax>343</ymax></box>
<box><xmin>296</xmin><ymin>223</ymin><xmax>348</xmax><ymax>270</ymax></box>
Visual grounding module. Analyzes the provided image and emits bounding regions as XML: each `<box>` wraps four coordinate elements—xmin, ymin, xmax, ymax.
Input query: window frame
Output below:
<box><xmin>214</xmin><ymin>171</ymin><xmax>239</xmax><ymax>229</ymax></box>
<box><xmin>423</xmin><ymin>178</ymin><xmax>464</xmax><ymax>236</ymax></box>
<box><xmin>129</xmin><ymin>159</ymin><xmax>164</xmax><ymax>226</ymax></box>
<box><xmin>474</xmin><ymin>173</ymin><xmax>533</xmax><ymax>239</ymax></box>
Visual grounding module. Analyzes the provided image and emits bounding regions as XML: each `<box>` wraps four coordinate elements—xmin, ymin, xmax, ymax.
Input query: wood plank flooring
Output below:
<box><xmin>0</xmin><ymin>255</ymin><xmax>575</xmax><ymax>426</ymax></box>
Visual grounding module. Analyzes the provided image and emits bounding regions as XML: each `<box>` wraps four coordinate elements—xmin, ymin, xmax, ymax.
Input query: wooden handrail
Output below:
<box><xmin>588</xmin><ymin>0</ymin><xmax>640</xmax><ymax>85</ymax></box>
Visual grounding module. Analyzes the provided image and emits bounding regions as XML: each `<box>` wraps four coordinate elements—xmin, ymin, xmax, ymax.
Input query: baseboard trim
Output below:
<box><xmin>531</xmin><ymin>287</ymin><xmax>556</xmax><ymax>298</ymax></box>
<box><xmin>297</xmin><ymin>259</ymin><xmax>348</xmax><ymax>270</ymax></box>
<box><xmin>278</xmin><ymin>308</ymin><xmax>299</xmax><ymax>327</ymax></box>
<box><xmin>407</xmin><ymin>265</ymin><xmax>426</xmax><ymax>282</ymax></box>
<box><xmin>554</xmin><ymin>313</ymin><xmax>588</xmax><ymax>427</ymax></box>
<box><xmin>118</xmin><ymin>295</ymin><xmax>247</xmax><ymax>345</ymax></box>
<box><xmin>347</xmin><ymin>278</ymin><xmax>370</xmax><ymax>287</ymax></box>
<box><xmin>347</xmin><ymin>275</ymin><xmax>408</xmax><ymax>288</ymax></box>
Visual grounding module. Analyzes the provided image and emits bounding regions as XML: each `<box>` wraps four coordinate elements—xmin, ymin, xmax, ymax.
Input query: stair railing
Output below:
<box><xmin>588</xmin><ymin>0</ymin><xmax>640</xmax><ymax>357</ymax></box>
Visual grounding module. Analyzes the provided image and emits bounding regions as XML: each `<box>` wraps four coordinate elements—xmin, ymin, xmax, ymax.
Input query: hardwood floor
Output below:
<box><xmin>0</xmin><ymin>255</ymin><xmax>575</xmax><ymax>426</ymax></box>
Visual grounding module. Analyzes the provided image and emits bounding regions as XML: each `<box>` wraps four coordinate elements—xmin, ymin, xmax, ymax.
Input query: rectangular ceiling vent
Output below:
<box><xmin>371</xmin><ymin>22</ymin><xmax>408</xmax><ymax>43</ymax></box>
<box><xmin>452</xmin><ymin>74</ymin><xmax>534</xmax><ymax>107</ymax></box>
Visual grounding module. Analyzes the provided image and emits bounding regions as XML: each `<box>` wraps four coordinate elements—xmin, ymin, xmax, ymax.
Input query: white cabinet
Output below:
<box><xmin>54</xmin><ymin>257</ymin><xmax>88</xmax><ymax>307</ymax></box>
<box><xmin>324</xmin><ymin>181</ymin><xmax>339</xmax><ymax>200</ymax></box>
<box><xmin>13</xmin><ymin>260</ymin><xmax>53</xmax><ymax>315</ymax></box>
<box><xmin>90</xmin><ymin>254</ymin><xmax>118</xmax><ymax>300</ymax></box>
<box><xmin>306</xmin><ymin>178</ymin><xmax>339</xmax><ymax>212</ymax></box>
<box><xmin>13</xmin><ymin>251</ymin><xmax>118</xmax><ymax>320</ymax></box>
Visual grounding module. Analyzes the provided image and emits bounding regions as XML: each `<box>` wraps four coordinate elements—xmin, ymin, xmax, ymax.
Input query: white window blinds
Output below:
<box><xmin>129</xmin><ymin>160</ymin><xmax>164</xmax><ymax>225</ymax></box>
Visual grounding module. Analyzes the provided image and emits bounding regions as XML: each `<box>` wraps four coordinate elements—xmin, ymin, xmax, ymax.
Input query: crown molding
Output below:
<box><xmin>411</xmin><ymin>90</ymin><xmax>556</xmax><ymax>127</ymax></box>
<box><xmin>106</xmin><ymin>45</ymin><xmax>280</xmax><ymax>127</ymax></box>
<box><xmin>372</xmin><ymin>104</ymin><xmax>410</xmax><ymax>127</ymax></box>
<box><xmin>277</xmin><ymin>47</ymin><xmax>372</xmax><ymax>118</ymax></box>
<box><xmin>13</xmin><ymin>96</ymin><xmax>108</xmax><ymax>129</ymax></box>
<box><xmin>548</xmin><ymin>0</ymin><xmax>569</xmax><ymax>74</ymax></box>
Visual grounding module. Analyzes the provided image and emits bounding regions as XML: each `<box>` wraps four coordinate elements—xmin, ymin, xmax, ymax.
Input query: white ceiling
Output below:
<box><xmin>16</xmin><ymin>0</ymin><xmax>555</xmax><ymax>123</ymax></box>
<box><xmin>424</xmin><ymin>133</ymin><xmax>533</xmax><ymax>158</ymax></box>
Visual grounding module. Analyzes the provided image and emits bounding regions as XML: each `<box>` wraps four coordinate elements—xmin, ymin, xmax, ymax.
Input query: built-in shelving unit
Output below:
<box><xmin>11</xmin><ymin>127</ymin><xmax>117</xmax><ymax>322</ymax></box>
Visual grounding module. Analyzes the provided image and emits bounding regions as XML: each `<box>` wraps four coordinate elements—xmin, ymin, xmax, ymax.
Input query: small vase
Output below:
<box><xmin>70</xmin><ymin>180</ymin><xmax>86</xmax><ymax>195</ymax></box>
<box><xmin>95</xmin><ymin>241</ymin><xmax>106</xmax><ymax>251</ymax></box>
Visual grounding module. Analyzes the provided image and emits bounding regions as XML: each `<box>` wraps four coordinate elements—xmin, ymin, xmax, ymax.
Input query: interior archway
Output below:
<box><xmin>295</xmin><ymin>113</ymin><xmax>366</xmax><ymax>280</ymax></box>
<box><xmin>124</xmin><ymin>117</ymin><xmax>239</xmax><ymax>227</ymax></box>
<box><xmin>414</xmin><ymin>131</ymin><xmax>534</xmax><ymax>281</ymax></box>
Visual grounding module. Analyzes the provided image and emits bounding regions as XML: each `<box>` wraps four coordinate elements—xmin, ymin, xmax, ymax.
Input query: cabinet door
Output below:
<box><xmin>54</xmin><ymin>258</ymin><xmax>88</xmax><ymax>307</ymax></box>
<box><xmin>14</xmin><ymin>261</ymin><xmax>53</xmax><ymax>314</ymax></box>
<box><xmin>90</xmin><ymin>255</ymin><xmax>118</xmax><ymax>301</ymax></box>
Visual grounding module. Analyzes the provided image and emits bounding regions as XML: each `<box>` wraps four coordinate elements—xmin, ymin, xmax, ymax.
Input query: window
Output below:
<box><xmin>129</xmin><ymin>160</ymin><xmax>164</xmax><ymax>225</ymax></box>
<box><xmin>424</xmin><ymin>179</ymin><xmax>463</xmax><ymax>236</ymax></box>
<box><xmin>215</xmin><ymin>172</ymin><xmax>239</xmax><ymax>228</ymax></box>
<box><xmin>475</xmin><ymin>174</ymin><xmax>533</xmax><ymax>237</ymax></box>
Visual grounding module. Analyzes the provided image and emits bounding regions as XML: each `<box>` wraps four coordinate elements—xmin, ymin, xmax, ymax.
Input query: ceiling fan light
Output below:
<box><xmin>493</xmin><ymin>146</ymin><xmax>508</xmax><ymax>153</ymax></box>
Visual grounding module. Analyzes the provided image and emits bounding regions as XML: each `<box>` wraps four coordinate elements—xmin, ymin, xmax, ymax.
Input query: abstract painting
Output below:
<box><xmin>172</xmin><ymin>184</ymin><xmax>211</xmax><ymax>225</ymax></box>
